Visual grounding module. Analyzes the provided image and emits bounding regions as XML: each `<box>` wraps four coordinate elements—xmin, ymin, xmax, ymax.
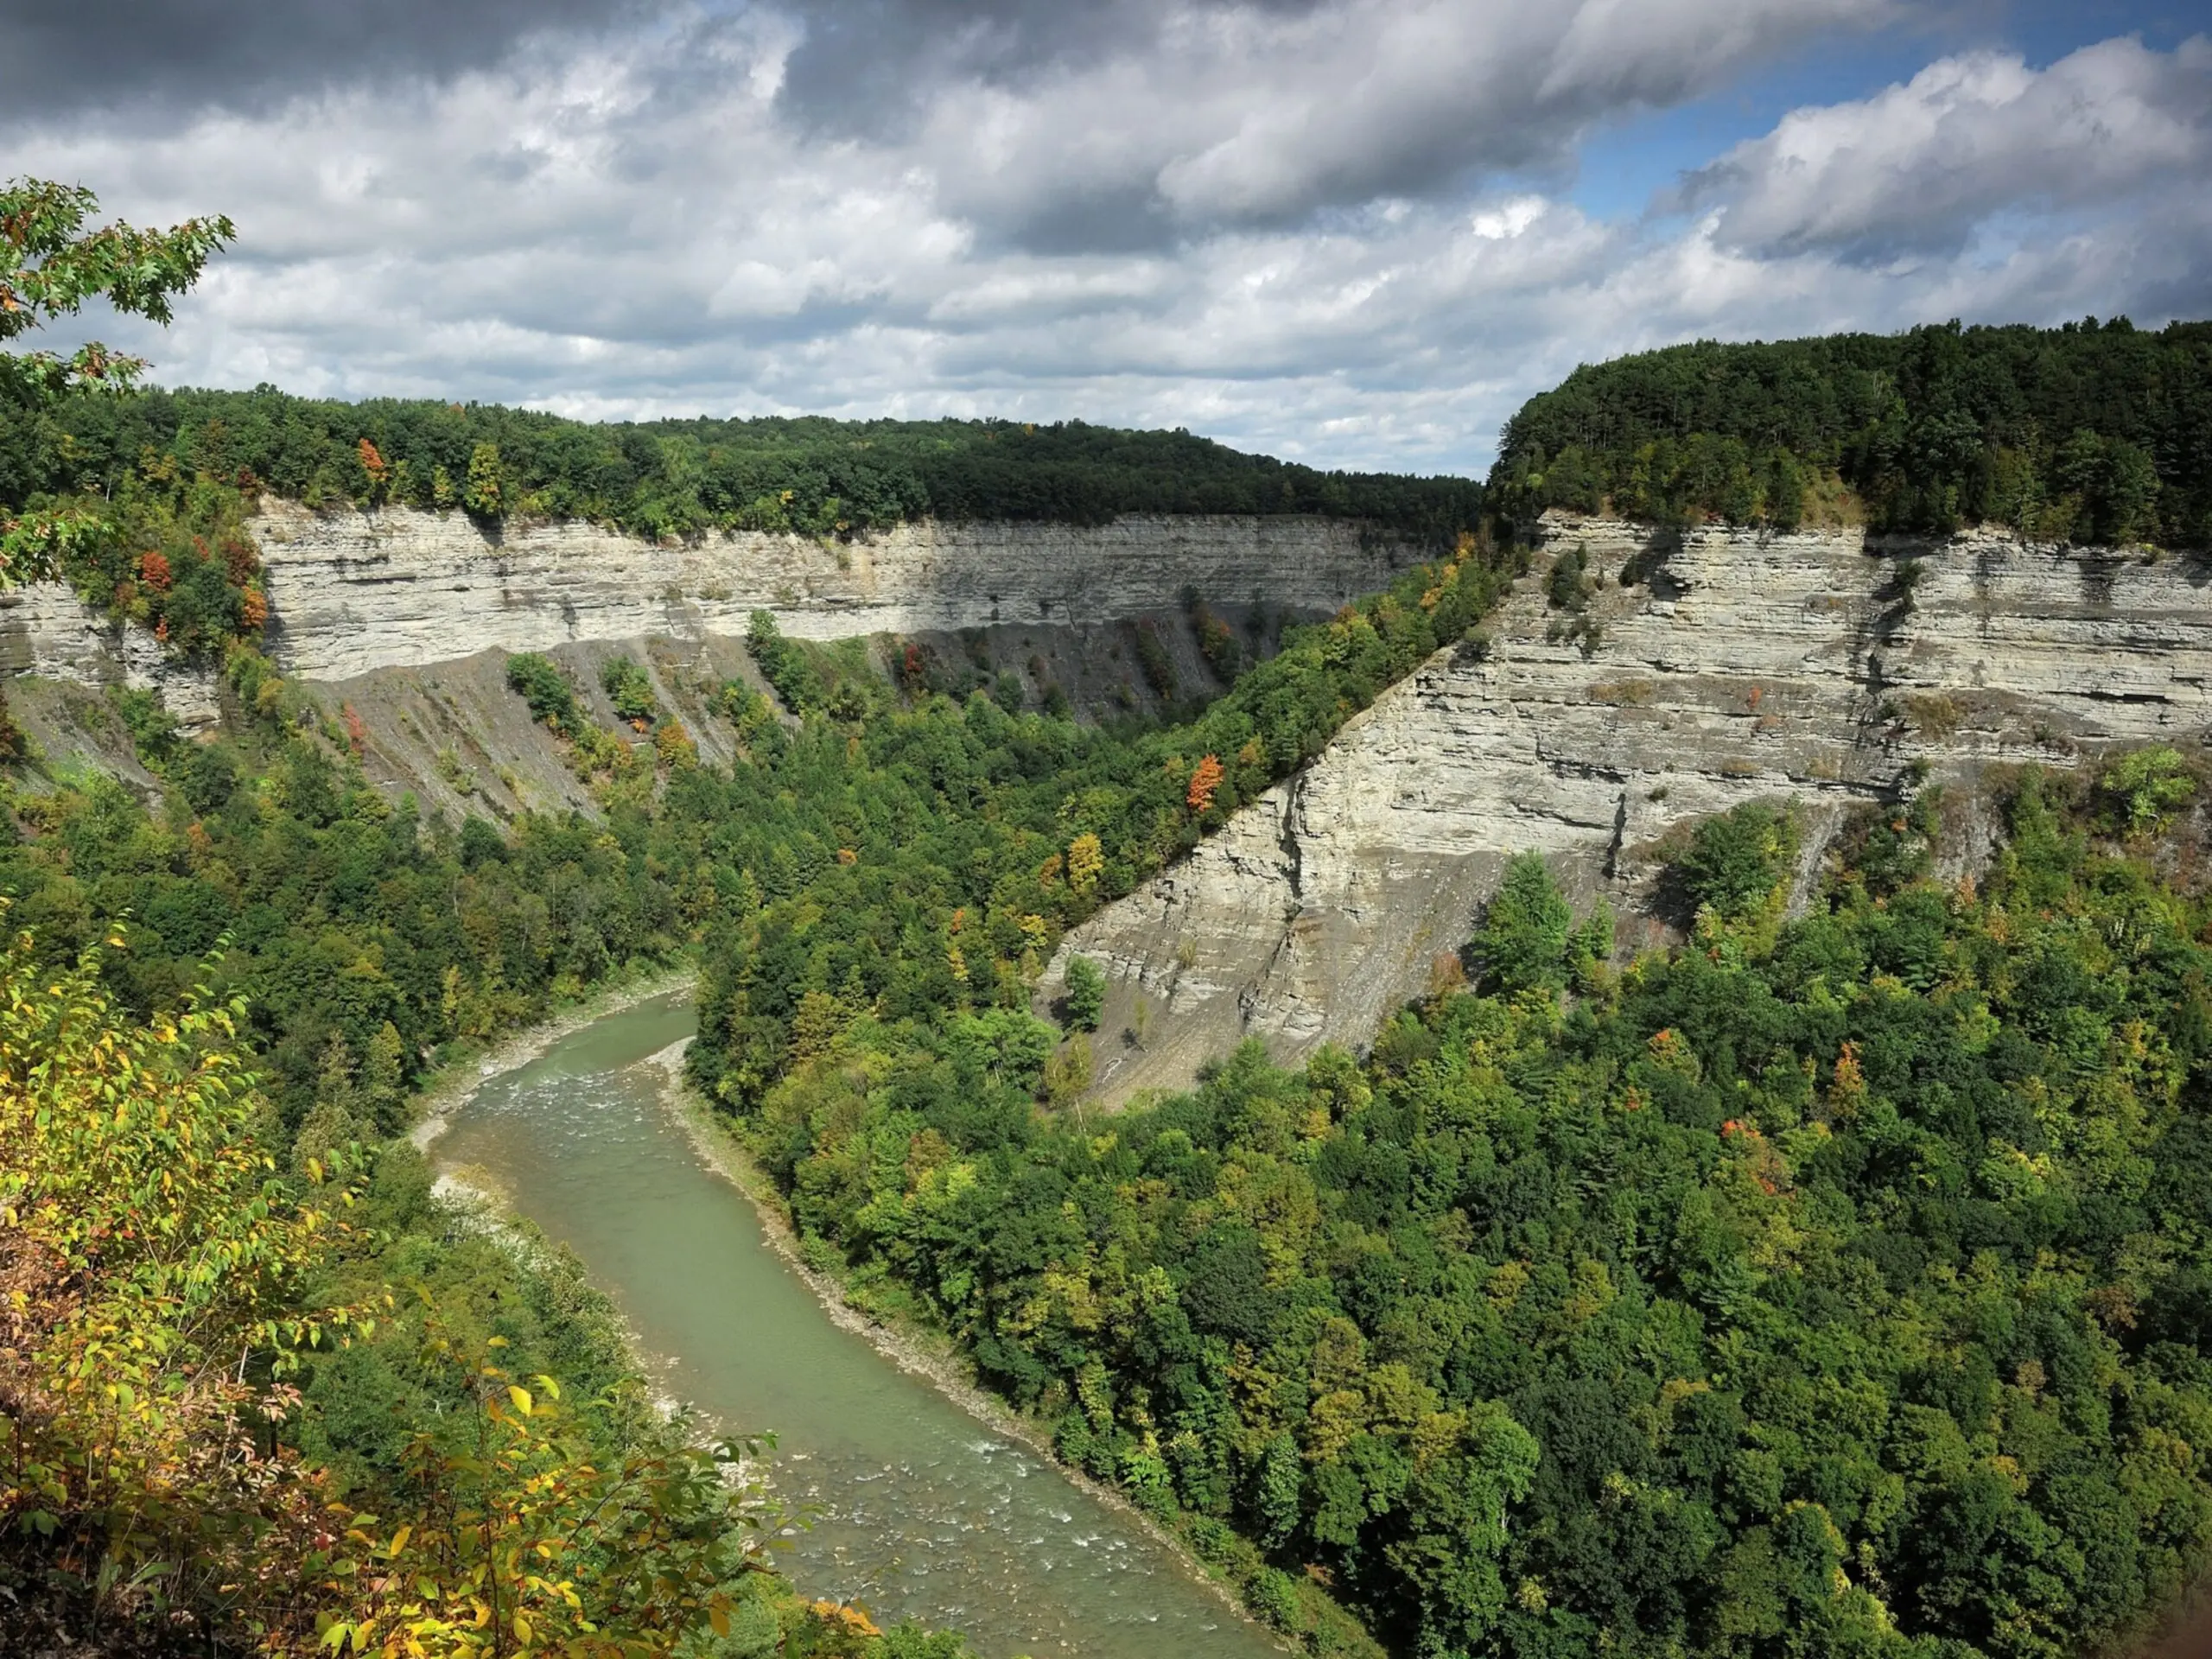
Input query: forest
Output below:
<box><xmin>20</xmin><ymin>476</ymin><xmax>2212</xmax><ymax>1657</ymax></box>
<box><xmin>1486</xmin><ymin>319</ymin><xmax>2212</xmax><ymax>544</ymax></box>
<box><xmin>0</xmin><ymin>472</ymin><xmax>1506</xmax><ymax>1654</ymax></box>
<box><xmin>695</xmin><ymin>754</ymin><xmax>2212</xmax><ymax>1659</ymax></box>
<box><xmin>2</xmin><ymin>381</ymin><xmax>1484</xmax><ymax>550</ymax></box>
<box><xmin>15</xmin><ymin>177</ymin><xmax>2212</xmax><ymax>1659</ymax></box>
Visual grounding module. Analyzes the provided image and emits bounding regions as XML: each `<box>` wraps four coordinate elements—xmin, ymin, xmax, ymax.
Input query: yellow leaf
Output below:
<box><xmin>507</xmin><ymin>1384</ymin><xmax>533</xmax><ymax>1417</ymax></box>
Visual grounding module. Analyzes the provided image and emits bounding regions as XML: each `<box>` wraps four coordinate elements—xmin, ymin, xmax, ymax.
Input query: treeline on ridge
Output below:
<box><xmin>1</xmin><ymin>383</ymin><xmax>1484</xmax><ymax>547</ymax></box>
<box><xmin>1488</xmin><ymin>318</ymin><xmax>2212</xmax><ymax>544</ymax></box>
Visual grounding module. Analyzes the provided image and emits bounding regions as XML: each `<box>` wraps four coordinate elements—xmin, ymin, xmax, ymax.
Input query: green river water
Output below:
<box><xmin>429</xmin><ymin>990</ymin><xmax>1287</xmax><ymax>1659</ymax></box>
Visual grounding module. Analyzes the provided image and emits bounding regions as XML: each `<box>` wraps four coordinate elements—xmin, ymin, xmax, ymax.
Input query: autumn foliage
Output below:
<box><xmin>0</xmin><ymin>913</ymin><xmax>361</xmax><ymax>1643</ymax></box>
<box><xmin>0</xmin><ymin>911</ymin><xmax>953</xmax><ymax>1656</ymax></box>
<box><xmin>1186</xmin><ymin>753</ymin><xmax>1224</xmax><ymax>813</ymax></box>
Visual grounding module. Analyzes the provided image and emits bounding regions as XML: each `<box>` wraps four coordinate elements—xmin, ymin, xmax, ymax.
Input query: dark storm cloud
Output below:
<box><xmin>772</xmin><ymin>0</ymin><xmax>1321</xmax><ymax>137</ymax></box>
<box><xmin>0</xmin><ymin>0</ymin><xmax>662</xmax><ymax>122</ymax></box>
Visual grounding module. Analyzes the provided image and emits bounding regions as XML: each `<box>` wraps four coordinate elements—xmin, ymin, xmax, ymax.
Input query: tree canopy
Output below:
<box><xmin>1487</xmin><ymin>319</ymin><xmax>2212</xmax><ymax>545</ymax></box>
<box><xmin>696</xmin><ymin>771</ymin><xmax>2212</xmax><ymax>1658</ymax></box>
<box><xmin>3</xmin><ymin>385</ymin><xmax>1484</xmax><ymax>550</ymax></box>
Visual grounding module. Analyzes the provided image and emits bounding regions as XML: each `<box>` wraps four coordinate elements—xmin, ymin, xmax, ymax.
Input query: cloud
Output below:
<box><xmin>3</xmin><ymin>9</ymin><xmax>2208</xmax><ymax>477</ymax></box>
<box><xmin>0</xmin><ymin>0</ymin><xmax>665</xmax><ymax>124</ymax></box>
<box><xmin>1683</xmin><ymin>33</ymin><xmax>2212</xmax><ymax>263</ymax></box>
<box><xmin>891</xmin><ymin>0</ymin><xmax>1893</xmax><ymax>248</ymax></box>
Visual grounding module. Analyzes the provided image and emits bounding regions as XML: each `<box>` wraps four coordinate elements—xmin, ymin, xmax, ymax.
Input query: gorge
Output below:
<box><xmin>12</xmin><ymin>321</ymin><xmax>2212</xmax><ymax>1659</ymax></box>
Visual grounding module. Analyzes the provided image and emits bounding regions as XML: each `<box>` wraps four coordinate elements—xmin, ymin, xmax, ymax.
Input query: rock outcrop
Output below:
<box><xmin>10</xmin><ymin>498</ymin><xmax>2209</xmax><ymax>1095</ymax></box>
<box><xmin>249</xmin><ymin>504</ymin><xmax>1415</xmax><ymax>681</ymax></box>
<box><xmin>1</xmin><ymin>505</ymin><xmax>1416</xmax><ymax>806</ymax></box>
<box><xmin>1045</xmin><ymin>517</ymin><xmax>2212</xmax><ymax>1104</ymax></box>
<box><xmin>0</xmin><ymin>582</ymin><xmax>222</xmax><ymax>728</ymax></box>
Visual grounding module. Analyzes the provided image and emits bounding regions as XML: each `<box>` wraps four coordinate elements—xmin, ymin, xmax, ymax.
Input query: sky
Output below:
<box><xmin>6</xmin><ymin>0</ymin><xmax>2209</xmax><ymax>475</ymax></box>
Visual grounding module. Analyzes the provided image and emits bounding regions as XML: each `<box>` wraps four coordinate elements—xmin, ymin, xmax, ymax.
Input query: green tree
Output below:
<box><xmin>1</xmin><ymin>177</ymin><xmax>232</xmax><ymax>586</ymax></box>
<box><xmin>2100</xmin><ymin>745</ymin><xmax>2196</xmax><ymax>836</ymax></box>
<box><xmin>1478</xmin><ymin>853</ymin><xmax>1573</xmax><ymax>993</ymax></box>
<box><xmin>464</xmin><ymin>441</ymin><xmax>505</xmax><ymax>518</ymax></box>
<box><xmin>1063</xmin><ymin>955</ymin><xmax>1107</xmax><ymax>1030</ymax></box>
<box><xmin>1679</xmin><ymin>801</ymin><xmax>1796</xmax><ymax>919</ymax></box>
<box><xmin>1567</xmin><ymin>897</ymin><xmax>1615</xmax><ymax>992</ymax></box>
<box><xmin>0</xmin><ymin>176</ymin><xmax>232</xmax><ymax>404</ymax></box>
<box><xmin>1384</xmin><ymin>1406</ymin><xmax>1541</xmax><ymax>1652</ymax></box>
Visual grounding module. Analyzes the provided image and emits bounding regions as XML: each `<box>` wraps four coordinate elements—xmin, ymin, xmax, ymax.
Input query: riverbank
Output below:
<box><xmin>644</xmin><ymin>1041</ymin><xmax>1371</xmax><ymax>1659</ymax></box>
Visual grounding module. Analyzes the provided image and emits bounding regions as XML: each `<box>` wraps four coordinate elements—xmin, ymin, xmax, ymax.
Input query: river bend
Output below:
<box><xmin>430</xmin><ymin>991</ymin><xmax>1282</xmax><ymax>1659</ymax></box>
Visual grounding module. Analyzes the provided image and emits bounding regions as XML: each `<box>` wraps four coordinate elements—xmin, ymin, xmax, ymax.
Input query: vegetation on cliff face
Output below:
<box><xmin>16</xmin><ymin>172</ymin><xmax>2212</xmax><ymax>1659</ymax></box>
<box><xmin>0</xmin><ymin>494</ymin><xmax>1502</xmax><ymax>1652</ymax></box>
<box><xmin>0</xmin><ymin>175</ymin><xmax>973</xmax><ymax>1658</ymax></box>
<box><xmin>1488</xmin><ymin>319</ymin><xmax>2212</xmax><ymax>544</ymax></box>
<box><xmin>683</xmin><ymin>547</ymin><xmax>1505</xmax><ymax>1113</ymax></box>
<box><xmin>0</xmin><ymin>181</ymin><xmax>268</xmax><ymax>666</ymax></box>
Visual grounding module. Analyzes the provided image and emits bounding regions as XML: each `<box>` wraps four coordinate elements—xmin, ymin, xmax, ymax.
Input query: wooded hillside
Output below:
<box><xmin>2</xmin><ymin>385</ymin><xmax>1484</xmax><ymax>545</ymax></box>
<box><xmin>1488</xmin><ymin>319</ymin><xmax>2212</xmax><ymax>544</ymax></box>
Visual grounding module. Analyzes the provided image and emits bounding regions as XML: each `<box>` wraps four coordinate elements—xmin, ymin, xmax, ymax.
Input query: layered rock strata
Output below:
<box><xmin>248</xmin><ymin>504</ymin><xmax>1416</xmax><ymax>681</ymax></box>
<box><xmin>0</xmin><ymin>582</ymin><xmax>221</xmax><ymax>728</ymax></box>
<box><xmin>2</xmin><ymin>505</ymin><xmax>1412</xmax><ymax>800</ymax></box>
<box><xmin>1046</xmin><ymin>518</ymin><xmax>2212</xmax><ymax>1105</ymax></box>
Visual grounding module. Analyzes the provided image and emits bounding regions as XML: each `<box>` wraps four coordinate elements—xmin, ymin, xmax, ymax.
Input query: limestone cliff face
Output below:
<box><xmin>1045</xmin><ymin>518</ymin><xmax>2212</xmax><ymax>1104</ymax></box>
<box><xmin>248</xmin><ymin>504</ymin><xmax>1414</xmax><ymax>681</ymax></box>
<box><xmin>1</xmin><ymin>505</ymin><xmax>1415</xmax><ymax>807</ymax></box>
<box><xmin>0</xmin><ymin>582</ymin><xmax>221</xmax><ymax>727</ymax></box>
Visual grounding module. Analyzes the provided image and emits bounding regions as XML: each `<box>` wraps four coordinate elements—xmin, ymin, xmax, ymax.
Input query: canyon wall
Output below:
<box><xmin>246</xmin><ymin>504</ymin><xmax>1414</xmax><ymax>681</ymax></box>
<box><xmin>1043</xmin><ymin>517</ymin><xmax>2212</xmax><ymax>1104</ymax></box>
<box><xmin>10</xmin><ymin>499</ymin><xmax>2209</xmax><ymax>1094</ymax></box>
<box><xmin>0</xmin><ymin>505</ymin><xmax>1416</xmax><ymax>810</ymax></box>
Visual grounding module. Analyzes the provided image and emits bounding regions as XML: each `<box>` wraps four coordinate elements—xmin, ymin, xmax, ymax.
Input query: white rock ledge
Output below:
<box><xmin>248</xmin><ymin>505</ymin><xmax>1418</xmax><ymax>681</ymax></box>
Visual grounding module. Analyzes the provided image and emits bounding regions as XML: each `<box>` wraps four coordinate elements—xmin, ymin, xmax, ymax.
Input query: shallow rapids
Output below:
<box><xmin>430</xmin><ymin>990</ymin><xmax>1284</xmax><ymax>1659</ymax></box>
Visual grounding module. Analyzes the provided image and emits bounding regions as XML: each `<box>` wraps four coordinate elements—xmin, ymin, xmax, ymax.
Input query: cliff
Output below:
<box><xmin>246</xmin><ymin>504</ymin><xmax>1412</xmax><ymax>681</ymax></box>
<box><xmin>0</xmin><ymin>506</ymin><xmax>1418</xmax><ymax>816</ymax></box>
<box><xmin>10</xmin><ymin>500</ymin><xmax>2209</xmax><ymax>1081</ymax></box>
<box><xmin>1043</xmin><ymin>517</ymin><xmax>2212</xmax><ymax>1104</ymax></box>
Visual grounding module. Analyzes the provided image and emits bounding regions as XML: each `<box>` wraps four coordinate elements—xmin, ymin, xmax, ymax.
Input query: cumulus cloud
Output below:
<box><xmin>3</xmin><ymin>5</ymin><xmax>2208</xmax><ymax>474</ymax></box>
<box><xmin>1684</xmin><ymin>33</ymin><xmax>2212</xmax><ymax>263</ymax></box>
<box><xmin>892</xmin><ymin>0</ymin><xmax>1893</xmax><ymax>247</ymax></box>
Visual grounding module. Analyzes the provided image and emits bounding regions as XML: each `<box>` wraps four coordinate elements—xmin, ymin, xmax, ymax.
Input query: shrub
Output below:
<box><xmin>1546</xmin><ymin>543</ymin><xmax>1590</xmax><ymax>610</ymax></box>
<box><xmin>505</xmin><ymin>652</ymin><xmax>582</xmax><ymax>735</ymax></box>
<box><xmin>600</xmin><ymin>654</ymin><xmax>659</xmax><ymax>726</ymax></box>
<box><xmin>1133</xmin><ymin>620</ymin><xmax>1178</xmax><ymax>700</ymax></box>
<box><xmin>2100</xmin><ymin>745</ymin><xmax>2196</xmax><ymax>836</ymax></box>
<box><xmin>747</xmin><ymin>611</ymin><xmax>824</xmax><ymax>715</ymax></box>
<box><xmin>1679</xmin><ymin>801</ymin><xmax>1797</xmax><ymax>918</ymax></box>
<box><xmin>1063</xmin><ymin>956</ymin><xmax>1107</xmax><ymax>1030</ymax></box>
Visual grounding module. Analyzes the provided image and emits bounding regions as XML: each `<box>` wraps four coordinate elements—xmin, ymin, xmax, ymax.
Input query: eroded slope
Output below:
<box><xmin>1046</xmin><ymin>517</ymin><xmax>2212</xmax><ymax>1103</ymax></box>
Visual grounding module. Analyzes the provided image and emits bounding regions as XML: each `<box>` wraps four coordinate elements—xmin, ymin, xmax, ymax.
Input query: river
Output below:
<box><xmin>429</xmin><ymin>989</ymin><xmax>1286</xmax><ymax>1659</ymax></box>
